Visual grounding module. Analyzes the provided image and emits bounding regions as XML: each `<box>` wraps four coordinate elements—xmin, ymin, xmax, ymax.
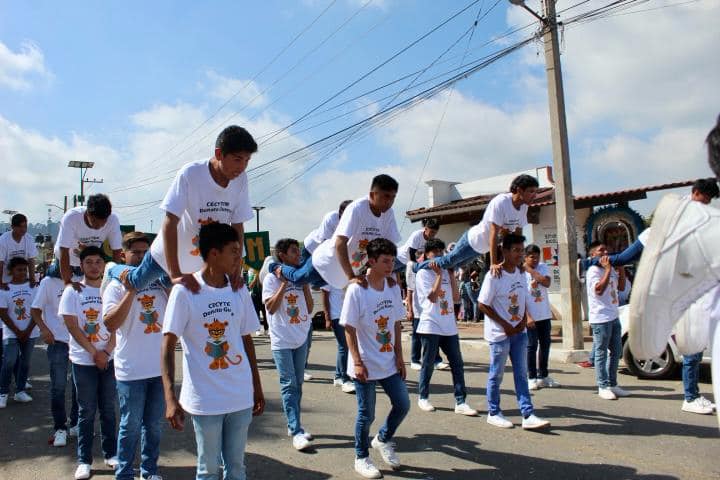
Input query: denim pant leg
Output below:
<box><xmin>526</xmin><ymin>327</ymin><xmax>539</xmax><ymax>379</ymax></box>
<box><xmin>272</xmin><ymin>343</ymin><xmax>308</xmax><ymax>436</ymax></box>
<box><xmin>47</xmin><ymin>342</ymin><xmax>70</xmax><ymax>430</ymax></box>
<box><xmin>508</xmin><ymin>333</ymin><xmax>534</xmax><ymax>418</ymax></box>
<box><xmin>0</xmin><ymin>338</ymin><xmax>20</xmax><ymax>394</ymax></box>
<box><xmin>606</xmin><ymin>319</ymin><xmax>622</xmax><ymax>387</ymax></box>
<box><xmin>108</xmin><ymin>253</ymin><xmax>166</xmax><ymax>291</ymax></box>
<box><xmin>536</xmin><ymin>320</ymin><xmax>552</xmax><ymax>379</ymax></box>
<box><xmin>682</xmin><ymin>352</ymin><xmax>704</xmax><ymax>402</ymax></box>
<box><xmin>487</xmin><ymin>339</ymin><xmax>510</xmax><ymax>416</ymax></box>
<box><xmin>353</xmin><ymin>379</ymin><xmax>377</xmax><ymax>459</ymax></box>
<box><xmin>439</xmin><ymin>335</ymin><xmax>467</xmax><ymax>405</ymax></box>
<box><xmin>192</xmin><ymin>414</ymin><xmax>225</xmax><ymax>480</ymax></box>
<box><xmin>73</xmin><ymin>363</ymin><xmax>99</xmax><ymax>464</ymax></box>
<box><xmin>331</xmin><ymin>319</ymin><xmax>350</xmax><ymax>382</ymax></box>
<box><xmin>116</xmin><ymin>379</ymin><xmax>146</xmax><ymax>480</ymax></box>
<box><xmin>414</xmin><ymin>232</ymin><xmax>480</xmax><ymax>272</ymax></box>
<box><xmin>15</xmin><ymin>338</ymin><xmax>35</xmax><ymax>394</ymax></box>
<box><xmin>97</xmin><ymin>361</ymin><xmax>117</xmax><ymax>459</ymax></box>
<box><xmin>592</xmin><ymin>323</ymin><xmax>612</xmax><ymax>388</ymax></box>
<box><xmin>410</xmin><ymin>318</ymin><xmax>421</xmax><ymax>364</ymax></box>
<box><xmin>305</xmin><ymin>326</ymin><xmax>313</xmax><ymax>368</ymax></box>
<box><xmin>277</xmin><ymin>257</ymin><xmax>323</xmax><ymax>287</ymax></box>
<box><xmin>140</xmin><ymin>377</ymin><xmax>165</xmax><ymax>478</ymax></box>
<box><xmin>70</xmin><ymin>368</ymin><xmax>79</xmax><ymax>428</ymax></box>
<box><xmin>418</xmin><ymin>334</ymin><xmax>440</xmax><ymax>400</ymax></box>
<box><xmin>376</xmin><ymin>373</ymin><xmax>410</xmax><ymax>444</ymax></box>
<box><xmin>583</xmin><ymin>239</ymin><xmax>645</xmax><ymax>270</ymax></box>
<box><xmin>221</xmin><ymin>408</ymin><xmax>253</xmax><ymax>480</ymax></box>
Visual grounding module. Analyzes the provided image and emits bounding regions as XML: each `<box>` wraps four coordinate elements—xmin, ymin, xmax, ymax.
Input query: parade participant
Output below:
<box><xmin>0</xmin><ymin>213</ymin><xmax>38</xmax><ymax>289</ymax></box>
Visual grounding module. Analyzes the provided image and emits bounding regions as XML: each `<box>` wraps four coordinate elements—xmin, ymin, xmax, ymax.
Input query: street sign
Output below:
<box><xmin>244</xmin><ymin>231</ymin><xmax>270</xmax><ymax>271</ymax></box>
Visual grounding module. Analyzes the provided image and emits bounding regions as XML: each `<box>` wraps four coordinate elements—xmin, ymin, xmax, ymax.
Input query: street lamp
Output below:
<box><xmin>68</xmin><ymin>161</ymin><xmax>103</xmax><ymax>206</ymax></box>
<box><xmin>252</xmin><ymin>206</ymin><xmax>265</xmax><ymax>232</ymax></box>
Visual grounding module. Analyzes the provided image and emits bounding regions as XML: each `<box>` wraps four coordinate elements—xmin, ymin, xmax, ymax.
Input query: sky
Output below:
<box><xmin>1</xmin><ymin>0</ymin><xmax>718</xmax><ymax>243</ymax></box>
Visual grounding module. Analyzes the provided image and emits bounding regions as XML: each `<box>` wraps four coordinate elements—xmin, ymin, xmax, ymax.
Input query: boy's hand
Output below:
<box><xmin>429</xmin><ymin>262</ymin><xmax>442</xmax><ymax>275</ymax></box>
<box><xmin>166</xmin><ymin>398</ymin><xmax>185</xmax><ymax>431</ymax></box>
<box><xmin>229</xmin><ymin>271</ymin><xmax>245</xmax><ymax>292</ymax></box>
<box><xmin>527</xmin><ymin>318</ymin><xmax>536</xmax><ymax>330</ymax></box>
<box><xmin>172</xmin><ymin>274</ymin><xmax>200</xmax><ymax>293</ymax></box>
<box><xmin>396</xmin><ymin>358</ymin><xmax>406</xmax><ymax>380</ymax></box>
<box><xmin>40</xmin><ymin>326</ymin><xmax>55</xmax><ymax>345</ymax></box>
<box><xmin>93</xmin><ymin>350</ymin><xmax>109</xmax><ymax>370</ymax></box>
<box><xmin>119</xmin><ymin>270</ymin><xmax>136</xmax><ymax>292</ymax></box>
<box><xmin>252</xmin><ymin>389</ymin><xmax>265</xmax><ymax>417</ymax></box>
<box><xmin>599</xmin><ymin>255</ymin><xmax>611</xmax><ymax>269</ymax></box>
<box><xmin>490</xmin><ymin>264</ymin><xmax>503</xmax><ymax>278</ymax></box>
<box><xmin>354</xmin><ymin>363</ymin><xmax>369</xmax><ymax>382</ymax></box>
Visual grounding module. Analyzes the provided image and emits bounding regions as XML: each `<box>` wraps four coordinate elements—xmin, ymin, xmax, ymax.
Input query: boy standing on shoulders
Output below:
<box><xmin>162</xmin><ymin>223</ymin><xmax>264</xmax><ymax>480</ymax></box>
<box><xmin>341</xmin><ymin>238</ymin><xmax>410</xmax><ymax>479</ymax></box>
<box><xmin>478</xmin><ymin>234</ymin><xmax>550</xmax><ymax>430</ymax></box>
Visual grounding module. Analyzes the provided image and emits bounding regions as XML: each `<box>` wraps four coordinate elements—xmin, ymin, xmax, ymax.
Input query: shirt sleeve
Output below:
<box><xmin>586</xmin><ymin>266</ymin><xmax>603</xmax><ymax>291</ymax></box>
<box><xmin>31</xmin><ymin>280</ymin><xmax>47</xmax><ymax>310</ymax></box>
<box><xmin>384</xmin><ymin>208</ymin><xmax>402</xmax><ymax>243</ymax></box>
<box><xmin>537</xmin><ymin>262</ymin><xmax>550</xmax><ymax>279</ymax></box>
<box><xmin>519</xmin><ymin>205</ymin><xmax>529</xmax><ymax>228</ymax></box>
<box><xmin>392</xmin><ymin>285</ymin><xmax>406</xmax><ymax>321</ymax></box>
<box><xmin>101</xmin><ymin>281</ymin><xmax>126</xmax><ymax>318</ymax></box>
<box><xmin>261</xmin><ymin>275</ymin><xmax>279</xmax><ymax>302</ymax></box>
<box><xmin>230</xmin><ymin>173</ymin><xmax>254</xmax><ymax>224</ymax></box>
<box><xmin>58</xmin><ymin>287</ymin><xmax>78</xmax><ymax>317</ymax></box>
<box><xmin>478</xmin><ymin>274</ymin><xmax>495</xmax><ymax>306</ymax></box>
<box><xmin>238</xmin><ymin>287</ymin><xmax>261</xmax><ymax>335</ymax></box>
<box><xmin>339</xmin><ymin>285</ymin><xmax>361</xmax><ymax>328</ymax></box>
<box><xmin>57</xmin><ymin>210</ymin><xmax>77</xmax><ymax>249</ymax></box>
<box><xmin>483</xmin><ymin>195</ymin><xmax>505</xmax><ymax>227</ymax></box>
<box><xmin>0</xmin><ymin>236</ymin><xmax>7</xmax><ymax>262</ymax></box>
<box><xmin>405</xmin><ymin>267</ymin><xmax>416</xmax><ymax>291</ymax></box>
<box><xmin>318</xmin><ymin>212</ymin><xmax>339</xmax><ymax>241</ymax></box>
<box><xmin>334</xmin><ymin>201</ymin><xmax>359</xmax><ymax>239</ymax></box>
<box><xmin>415</xmin><ymin>269</ymin><xmax>434</xmax><ymax>303</ymax></box>
<box><xmin>27</xmin><ymin>236</ymin><xmax>38</xmax><ymax>258</ymax></box>
<box><xmin>106</xmin><ymin>215</ymin><xmax>123</xmax><ymax>250</ymax></box>
<box><xmin>160</xmin><ymin>167</ymin><xmax>190</xmax><ymax>218</ymax></box>
<box><xmin>162</xmin><ymin>286</ymin><xmax>190</xmax><ymax>337</ymax></box>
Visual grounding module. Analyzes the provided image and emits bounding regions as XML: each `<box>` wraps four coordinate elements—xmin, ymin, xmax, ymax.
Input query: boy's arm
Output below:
<box><xmin>302</xmin><ymin>284</ymin><xmax>313</xmax><ymax>313</ymax></box>
<box><xmin>526</xmin><ymin>265</ymin><xmax>551</xmax><ymax>288</ymax></box>
<box><xmin>477</xmin><ymin>302</ymin><xmax>515</xmax><ymax>335</ymax></box>
<box><xmin>242</xmin><ymin>334</ymin><xmax>265</xmax><ymax>416</ymax></box>
<box><xmin>393</xmin><ymin>321</ymin><xmax>406</xmax><ymax>380</ymax></box>
<box><xmin>426</xmin><ymin>267</ymin><xmax>444</xmax><ymax>303</ymax></box>
<box><xmin>594</xmin><ymin>257</ymin><xmax>612</xmax><ymax>295</ymax></box>
<box><xmin>322</xmin><ymin>289</ymin><xmax>332</xmax><ymax>328</ymax></box>
<box><xmin>64</xmin><ymin>314</ymin><xmax>98</xmax><ymax>357</ymax></box>
<box><xmin>405</xmin><ymin>290</ymin><xmax>414</xmax><ymax>320</ymax></box>
<box><xmin>0</xmin><ymin>308</ymin><xmax>21</xmax><ymax>336</ymax></box>
<box><xmin>264</xmin><ymin>280</ymin><xmax>287</xmax><ymax>315</ymax></box>
<box><xmin>31</xmin><ymin>307</ymin><xmax>55</xmax><ymax>344</ymax></box>
<box><xmin>163</xmin><ymin>212</ymin><xmax>200</xmax><ymax>293</ymax></box>
<box><xmin>59</xmin><ymin>247</ymin><xmax>73</xmax><ymax>285</ymax></box>
<box><xmin>449</xmin><ymin>269</ymin><xmax>460</xmax><ymax>303</ymax></box>
<box><xmin>488</xmin><ymin>223</ymin><xmax>502</xmax><ymax>276</ymax></box>
<box><xmin>104</xmin><ymin>288</ymin><xmax>136</xmax><ymax>332</ymax></box>
<box><xmin>233</xmin><ymin>223</ymin><xmax>245</xmax><ymax>260</ymax></box>
<box><xmin>161</xmin><ymin>332</ymin><xmax>185</xmax><ymax>431</ymax></box>
<box><xmin>335</xmin><ymin>235</ymin><xmax>355</xmax><ymax>281</ymax></box>
<box><xmin>344</xmin><ymin>324</ymin><xmax>367</xmax><ymax>382</ymax></box>
<box><xmin>111</xmin><ymin>250</ymin><xmax>123</xmax><ymax>263</ymax></box>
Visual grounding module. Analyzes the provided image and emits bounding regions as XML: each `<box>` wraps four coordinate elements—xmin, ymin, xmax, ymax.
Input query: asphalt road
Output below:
<box><xmin>0</xmin><ymin>325</ymin><xmax>717</xmax><ymax>480</ymax></box>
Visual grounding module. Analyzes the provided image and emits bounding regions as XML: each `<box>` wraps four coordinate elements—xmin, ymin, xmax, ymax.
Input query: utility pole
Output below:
<box><xmin>252</xmin><ymin>206</ymin><xmax>265</xmax><ymax>232</ymax></box>
<box><xmin>68</xmin><ymin>161</ymin><xmax>103</xmax><ymax>206</ymax></box>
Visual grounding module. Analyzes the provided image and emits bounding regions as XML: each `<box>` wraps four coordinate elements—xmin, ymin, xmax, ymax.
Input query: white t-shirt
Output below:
<box><xmin>0</xmin><ymin>232</ymin><xmax>38</xmax><ymax>283</ymax></box>
<box><xmin>525</xmin><ymin>263</ymin><xmax>552</xmax><ymax>321</ymax></box>
<box><xmin>262</xmin><ymin>274</ymin><xmax>312</xmax><ymax>351</ymax></box>
<box><xmin>59</xmin><ymin>285</ymin><xmax>112</xmax><ymax>366</ymax></box>
<box><xmin>150</xmin><ymin>159</ymin><xmax>254</xmax><ymax>275</ymax></box>
<box><xmin>55</xmin><ymin>207</ymin><xmax>122</xmax><ymax>267</ymax></box>
<box><xmin>0</xmin><ymin>283</ymin><xmax>39</xmax><ymax>339</ymax></box>
<box><xmin>415</xmin><ymin>269</ymin><xmax>458</xmax><ymax>336</ymax></box>
<box><xmin>321</xmin><ymin>285</ymin><xmax>345</xmax><ymax>320</ymax></box>
<box><xmin>102</xmin><ymin>279</ymin><xmax>168</xmax><ymax>381</ymax></box>
<box><xmin>586</xmin><ymin>265</ymin><xmax>620</xmax><ymax>324</ymax></box>
<box><xmin>31</xmin><ymin>277</ymin><xmax>68</xmax><ymax>343</ymax></box>
<box><xmin>340</xmin><ymin>280</ymin><xmax>405</xmax><ymax>381</ymax></box>
<box><xmin>405</xmin><ymin>263</ymin><xmax>421</xmax><ymax>318</ymax></box>
<box><xmin>312</xmin><ymin>197</ymin><xmax>401</xmax><ymax>289</ymax></box>
<box><xmin>303</xmin><ymin>210</ymin><xmax>339</xmax><ymax>254</ymax></box>
<box><xmin>638</xmin><ymin>227</ymin><xmax>651</xmax><ymax>246</ymax></box>
<box><xmin>478</xmin><ymin>267</ymin><xmax>529</xmax><ymax>343</ymax></box>
<box><xmin>467</xmin><ymin>193</ymin><xmax>528</xmax><ymax>254</ymax></box>
<box><xmin>396</xmin><ymin>229</ymin><xmax>426</xmax><ymax>265</ymax></box>
<box><xmin>163</xmin><ymin>272</ymin><xmax>259</xmax><ymax>416</ymax></box>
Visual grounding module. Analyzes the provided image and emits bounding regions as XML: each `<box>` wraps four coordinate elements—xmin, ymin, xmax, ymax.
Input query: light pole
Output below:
<box><xmin>510</xmin><ymin>0</ymin><xmax>583</xmax><ymax>351</ymax></box>
<box><xmin>252</xmin><ymin>206</ymin><xmax>265</xmax><ymax>232</ymax></box>
<box><xmin>68</xmin><ymin>161</ymin><xmax>103</xmax><ymax>206</ymax></box>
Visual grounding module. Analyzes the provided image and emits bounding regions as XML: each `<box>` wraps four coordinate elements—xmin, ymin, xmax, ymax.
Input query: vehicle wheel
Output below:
<box><xmin>623</xmin><ymin>340</ymin><xmax>677</xmax><ymax>379</ymax></box>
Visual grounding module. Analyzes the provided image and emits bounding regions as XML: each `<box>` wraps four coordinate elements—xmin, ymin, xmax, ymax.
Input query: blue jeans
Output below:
<box><xmin>413</xmin><ymin>231</ymin><xmax>479</xmax><ymax>272</ymax></box>
<box><xmin>47</xmin><ymin>342</ymin><xmax>79</xmax><ymax>431</ymax></box>
<box><xmin>0</xmin><ymin>337</ymin><xmax>36</xmax><ymax>395</ymax></box>
<box><xmin>682</xmin><ymin>351</ymin><xmax>704</xmax><ymax>402</ymax></box>
<box><xmin>591</xmin><ymin>319</ymin><xmax>622</xmax><ymax>388</ymax></box>
<box><xmin>527</xmin><ymin>320</ymin><xmax>552</xmax><ymax>379</ymax></box>
<box><xmin>192</xmin><ymin>408</ymin><xmax>253</xmax><ymax>480</ymax></box>
<box><xmin>271</xmin><ymin>340</ymin><xmax>309</xmax><ymax>436</ymax></box>
<box><xmin>73</xmin><ymin>361</ymin><xmax>117</xmax><ymax>464</ymax></box>
<box><xmin>410</xmin><ymin>318</ymin><xmax>442</xmax><ymax>365</ymax></box>
<box><xmin>305</xmin><ymin>326</ymin><xmax>313</xmax><ymax>369</ymax></box>
<box><xmin>271</xmin><ymin>257</ymin><xmax>326</xmax><ymax>288</ymax></box>
<box><xmin>353</xmin><ymin>373</ymin><xmax>410</xmax><ymax>459</ymax></box>
<box><xmin>582</xmin><ymin>239</ymin><xmax>644</xmax><ymax>270</ymax></box>
<box><xmin>418</xmin><ymin>334</ymin><xmax>466</xmax><ymax>404</ymax></box>
<box><xmin>331</xmin><ymin>319</ymin><xmax>350</xmax><ymax>382</ymax></box>
<box><xmin>487</xmin><ymin>333</ymin><xmax>534</xmax><ymax>417</ymax></box>
<box><xmin>107</xmin><ymin>253</ymin><xmax>171</xmax><ymax>291</ymax></box>
<box><xmin>46</xmin><ymin>259</ymin><xmax>82</xmax><ymax>279</ymax></box>
<box><xmin>116</xmin><ymin>377</ymin><xmax>165</xmax><ymax>480</ymax></box>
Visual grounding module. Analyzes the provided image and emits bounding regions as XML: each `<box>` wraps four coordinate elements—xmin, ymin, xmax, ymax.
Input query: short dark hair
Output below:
<box><xmin>215</xmin><ymin>126</ymin><xmax>258</xmax><ymax>155</ymax></box>
<box><xmin>501</xmin><ymin>233</ymin><xmax>526</xmax><ymax>250</ymax></box>
<box><xmin>587</xmin><ymin>240</ymin><xmax>604</xmax><ymax>253</ymax></box>
<box><xmin>366</xmin><ymin>238</ymin><xmax>397</xmax><ymax>260</ymax></box>
<box><xmin>525</xmin><ymin>244</ymin><xmax>541</xmax><ymax>255</ymax></box>
<box><xmin>11</xmin><ymin>213</ymin><xmax>27</xmax><ymax>227</ymax></box>
<box><xmin>86</xmin><ymin>194</ymin><xmax>112</xmax><ymax>220</ymax></box>
<box><xmin>275</xmin><ymin>238</ymin><xmax>299</xmax><ymax>255</ymax></box>
<box><xmin>338</xmin><ymin>200</ymin><xmax>352</xmax><ymax>217</ymax></box>
<box><xmin>370</xmin><ymin>174</ymin><xmax>399</xmax><ymax>193</ymax></box>
<box><xmin>707</xmin><ymin>114</ymin><xmax>720</xmax><ymax>180</ymax></box>
<box><xmin>422</xmin><ymin>218</ymin><xmax>440</xmax><ymax>230</ymax></box>
<box><xmin>510</xmin><ymin>174</ymin><xmax>539</xmax><ymax>193</ymax></box>
<box><xmin>424</xmin><ymin>238</ymin><xmax>445</xmax><ymax>253</ymax></box>
<box><xmin>122</xmin><ymin>231</ymin><xmax>150</xmax><ymax>250</ymax></box>
<box><xmin>198</xmin><ymin>223</ymin><xmax>239</xmax><ymax>260</ymax></box>
<box><xmin>79</xmin><ymin>246</ymin><xmax>105</xmax><ymax>262</ymax></box>
<box><xmin>7</xmin><ymin>256</ymin><xmax>29</xmax><ymax>272</ymax></box>
<box><xmin>692</xmin><ymin>178</ymin><xmax>719</xmax><ymax>199</ymax></box>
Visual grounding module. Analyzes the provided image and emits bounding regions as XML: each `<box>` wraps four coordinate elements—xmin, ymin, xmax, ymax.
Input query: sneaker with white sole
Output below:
<box><xmin>528</xmin><ymin>378</ymin><xmax>541</xmax><ymax>390</ymax></box>
<box><xmin>292</xmin><ymin>432</ymin><xmax>312</xmax><ymax>451</ymax></box>
<box><xmin>629</xmin><ymin>196</ymin><xmax>720</xmax><ymax>360</ymax></box>
<box><xmin>23</xmin><ymin>381</ymin><xmax>32</xmax><ymax>390</ymax></box>
<box><xmin>287</xmin><ymin>428</ymin><xmax>313</xmax><ymax>440</ymax></box>
<box><xmin>333</xmin><ymin>378</ymin><xmax>344</xmax><ymax>387</ymax></box>
<box><xmin>104</xmin><ymin>456</ymin><xmax>119</xmax><ymax>468</ymax></box>
<box><xmin>0</xmin><ymin>394</ymin><xmax>7</xmax><ymax>408</ymax></box>
<box><xmin>454</xmin><ymin>403</ymin><xmax>478</xmax><ymax>416</ymax></box>
<box><xmin>53</xmin><ymin>429</ymin><xmax>68</xmax><ymax>447</ymax></box>
<box><xmin>410</xmin><ymin>362</ymin><xmax>421</xmax><ymax>371</ymax></box>
<box><xmin>435</xmin><ymin>361</ymin><xmax>450</xmax><ymax>371</ymax></box>
<box><xmin>303</xmin><ymin>373</ymin><xmax>313</xmax><ymax>381</ymax></box>
<box><xmin>610</xmin><ymin>386</ymin><xmax>631</xmax><ymax>398</ymax></box>
<box><xmin>68</xmin><ymin>425</ymin><xmax>79</xmax><ymax>437</ymax></box>
<box><xmin>371</xmin><ymin>434</ymin><xmax>401</xmax><ymax>469</ymax></box>
<box><xmin>13</xmin><ymin>391</ymin><xmax>32</xmax><ymax>403</ymax></box>
<box><xmin>417</xmin><ymin>398</ymin><xmax>435</xmax><ymax>412</ymax></box>
<box><xmin>74</xmin><ymin>463</ymin><xmax>92</xmax><ymax>480</ymax></box>
<box><xmin>341</xmin><ymin>381</ymin><xmax>356</xmax><ymax>394</ymax></box>
<box><xmin>541</xmin><ymin>376</ymin><xmax>560</xmax><ymax>388</ymax></box>
<box><xmin>354</xmin><ymin>457</ymin><xmax>382</xmax><ymax>479</ymax></box>
<box><xmin>486</xmin><ymin>413</ymin><xmax>513</xmax><ymax>428</ymax></box>
<box><xmin>682</xmin><ymin>397</ymin><xmax>714</xmax><ymax>415</ymax></box>
<box><xmin>146</xmin><ymin>476</ymin><xmax>163</xmax><ymax>480</ymax></box>
<box><xmin>598</xmin><ymin>387</ymin><xmax>617</xmax><ymax>400</ymax></box>
<box><xmin>522</xmin><ymin>414</ymin><xmax>550</xmax><ymax>430</ymax></box>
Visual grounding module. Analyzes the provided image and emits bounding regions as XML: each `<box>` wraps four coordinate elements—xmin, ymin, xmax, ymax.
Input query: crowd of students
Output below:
<box><xmin>0</xmin><ymin>121</ymin><xmax>717</xmax><ymax>480</ymax></box>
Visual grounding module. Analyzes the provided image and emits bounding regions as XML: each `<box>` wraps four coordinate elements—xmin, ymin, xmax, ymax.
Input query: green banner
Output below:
<box><xmin>244</xmin><ymin>231</ymin><xmax>270</xmax><ymax>271</ymax></box>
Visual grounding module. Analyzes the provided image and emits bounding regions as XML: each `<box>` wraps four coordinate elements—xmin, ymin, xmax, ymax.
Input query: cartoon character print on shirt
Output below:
<box><xmin>530</xmin><ymin>280</ymin><xmax>543</xmax><ymax>303</ymax></box>
<box><xmin>137</xmin><ymin>294</ymin><xmax>162</xmax><ymax>334</ymax></box>
<box><xmin>438</xmin><ymin>289</ymin><xmax>450</xmax><ymax>315</ymax></box>
<box><xmin>375</xmin><ymin>315</ymin><xmax>393</xmax><ymax>352</ymax></box>
<box><xmin>190</xmin><ymin>217</ymin><xmax>219</xmax><ymax>256</ymax></box>
<box><xmin>13</xmin><ymin>298</ymin><xmax>28</xmax><ymax>321</ymax></box>
<box><xmin>204</xmin><ymin>319</ymin><xmax>242</xmax><ymax>370</ymax></box>
<box><xmin>285</xmin><ymin>293</ymin><xmax>307</xmax><ymax>324</ymax></box>
<box><xmin>508</xmin><ymin>293</ymin><xmax>521</xmax><ymax>322</ymax></box>
<box><xmin>351</xmin><ymin>239</ymin><xmax>370</xmax><ymax>269</ymax></box>
<box><xmin>83</xmin><ymin>307</ymin><xmax>109</xmax><ymax>343</ymax></box>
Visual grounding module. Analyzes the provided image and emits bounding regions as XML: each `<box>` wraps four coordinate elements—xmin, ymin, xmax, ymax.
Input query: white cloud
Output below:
<box><xmin>0</xmin><ymin>40</ymin><xmax>52</xmax><ymax>91</ymax></box>
<box><xmin>203</xmin><ymin>70</ymin><xmax>268</xmax><ymax>108</ymax></box>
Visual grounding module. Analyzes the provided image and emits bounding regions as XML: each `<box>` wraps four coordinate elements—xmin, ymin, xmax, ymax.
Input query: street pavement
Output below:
<box><xmin>0</xmin><ymin>323</ymin><xmax>717</xmax><ymax>480</ymax></box>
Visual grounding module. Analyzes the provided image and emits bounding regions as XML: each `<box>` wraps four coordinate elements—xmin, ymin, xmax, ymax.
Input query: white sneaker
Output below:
<box><xmin>341</xmin><ymin>381</ymin><xmax>356</xmax><ymax>394</ymax></box>
<box><xmin>287</xmin><ymin>429</ymin><xmax>313</xmax><ymax>440</ymax></box>
<box><xmin>435</xmin><ymin>361</ymin><xmax>450</xmax><ymax>371</ymax></box>
<box><xmin>682</xmin><ymin>397</ymin><xmax>714</xmax><ymax>415</ymax></box>
<box><xmin>69</xmin><ymin>425</ymin><xmax>79</xmax><ymax>437</ymax></box>
<box><xmin>486</xmin><ymin>413</ymin><xmax>513</xmax><ymax>428</ymax></box>
<box><xmin>417</xmin><ymin>398</ymin><xmax>435</xmax><ymax>412</ymax></box>
<box><xmin>354</xmin><ymin>457</ymin><xmax>382</xmax><ymax>479</ymax></box>
<box><xmin>74</xmin><ymin>463</ymin><xmax>92</xmax><ymax>480</ymax></box>
<box><xmin>371</xmin><ymin>434</ymin><xmax>401</xmax><ymax>469</ymax></box>
<box><xmin>23</xmin><ymin>381</ymin><xmax>32</xmax><ymax>390</ymax></box>
<box><xmin>699</xmin><ymin>396</ymin><xmax>716</xmax><ymax>411</ymax></box>
<box><xmin>610</xmin><ymin>386</ymin><xmax>631</xmax><ymax>398</ymax></box>
<box><xmin>528</xmin><ymin>378</ymin><xmax>541</xmax><ymax>391</ymax></box>
<box><xmin>146</xmin><ymin>476</ymin><xmax>163</xmax><ymax>480</ymax></box>
<box><xmin>541</xmin><ymin>376</ymin><xmax>561</xmax><ymax>388</ymax></box>
<box><xmin>303</xmin><ymin>373</ymin><xmax>313</xmax><ymax>381</ymax></box>
<box><xmin>629</xmin><ymin>195</ymin><xmax>720</xmax><ymax>360</ymax></box>
<box><xmin>333</xmin><ymin>378</ymin><xmax>344</xmax><ymax>387</ymax></box>
<box><xmin>13</xmin><ymin>391</ymin><xmax>32</xmax><ymax>403</ymax></box>
<box><xmin>410</xmin><ymin>362</ymin><xmax>422</xmax><ymax>371</ymax></box>
<box><xmin>53</xmin><ymin>429</ymin><xmax>68</xmax><ymax>447</ymax></box>
<box><xmin>292</xmin><ymin>432</ymin><xmax>312</xmax><ymax>451</ymax></box>
<box><xmin>522</xmin><ymin>414</ymin><xmax>550</xmax><ymax>430</ymax></box>
<box><xmin>454</xmin><ymin>403</ymin><xmax>478</xmax><ymax>416</ymax></box>
<box><xmin>104</xmin><ymin>456</ymin><xmax>119</xmax><ymax>468</ymax></box>
<box><xmin>0</xmin><ymin>394</ymin><xmax>7</xmax><ymax>408</ymax></box>
<box><xmin>100</xmin><ymin>261</ymin><xmax>117</xmax><ymax>296</ymax></box>
<box><xmin>598</xmin><ymin>387</ymin><xmax>617</xmax><ymax>400</ymax></box>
